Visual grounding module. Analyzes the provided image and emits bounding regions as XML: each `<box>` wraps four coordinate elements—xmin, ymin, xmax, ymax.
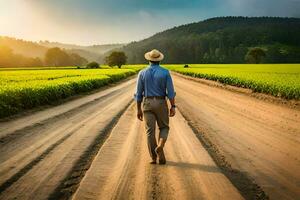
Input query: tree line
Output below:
<box><xmin>0</xmin><ymin>45</ymin><xmax>43</xmax><ymax>67</ymax></box>
<box><xmin>0</xmin><ymin>43</ymin><xmax>129</xmax><ymax>68</ymax></box>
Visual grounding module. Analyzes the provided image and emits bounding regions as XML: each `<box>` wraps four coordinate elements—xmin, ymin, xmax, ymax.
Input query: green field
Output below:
<box><xmin>1</xmin><ymin>64</ymin><xmax>299</xmax><ymax>118</ymax></box>
<box><xmin>165</xmin><ymin>64</ymin><xmax>300</xmax><ymax>100</ymax></box>
<box><xmin>0</xmin><ymin>65</ymin><xmax>143</xmax><ymax>118</ymax></box>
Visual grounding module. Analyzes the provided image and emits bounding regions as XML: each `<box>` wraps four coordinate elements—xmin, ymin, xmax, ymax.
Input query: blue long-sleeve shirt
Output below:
<box><xmin>134</xmin><ymin>63</ymin><xmax>176</xmax><ymax>102</ymax></box>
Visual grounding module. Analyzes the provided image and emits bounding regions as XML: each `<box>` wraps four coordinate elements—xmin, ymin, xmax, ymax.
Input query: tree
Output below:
<box><xmin>86</xmin><ymin>61</ymin><xmax>100</xmax><ymax>68</ymax></box>
<box><xmin>44</xmin><ymin>47</ymin><xmax>71</xmax><ymax>66</ymax></box>
<box><xmin>0</xmin><ymin>45</ymin><xmax>44</xmax><ymax>67</ymax></box>
<box><xmin>0</xmin><ymin>45</ymin><xmax>14</xmax><ymax>66</ymax></box>
<box><xmin>105</xmin><ymin>51</ymin><xmax>127</xmax><ymax>68</ymax></box>
<box><xmin>25</xmin><ymin>57</ymin><xmax>44</xmax><ymax>67</ymax></box>
<box><xmin>245</xmin><ymin>47</ymin><xmax>266</xmax><ymax>64</ymax></box>
<box><xmin>69</xmin><ymin>53</ymin><xmax>88</xmax><ymax>66</ymax></box>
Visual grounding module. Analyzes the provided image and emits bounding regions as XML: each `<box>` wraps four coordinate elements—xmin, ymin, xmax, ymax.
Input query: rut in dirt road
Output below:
<box><xmin>173</xmin><ymin>73</ymin><xmax>300</xmax><ymax>200</ymax></box>
<box><xmin>73</xmin><ymin>104</ymin><xmax>243</xmax><ymax>200</ymax></box>
<box><xmin>0</xmin><ymin>78</ymin><xmax>136</xmax><ymax>200</ymax></box>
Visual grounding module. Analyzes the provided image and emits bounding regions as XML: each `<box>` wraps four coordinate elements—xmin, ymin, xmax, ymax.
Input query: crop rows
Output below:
<box><xmin>166</xmin><ymin>64</ymin><xmax>300</xmax><ymax>100</ymax></box>
<box><xmin>0</xmin><ymin>67</ymin><xmax>142</xmax><ymax>118</ymax></box>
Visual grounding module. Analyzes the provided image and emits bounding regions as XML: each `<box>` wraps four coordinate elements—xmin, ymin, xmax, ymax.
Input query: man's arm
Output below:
<box><xmin>136</xmin><ymin>101</ymin><xmax>143</xmax><ymax>120</ymax></box>
<box><xmin>168</xmin><ymin>98</ymin><xmax>176</xmax><ymax>117</ymax></box>
<box><xmin>134</xmin><ymin>71</ymin><xmax>144</xmax><ymax>121</ymax></box>
<box><xmin>166</xmin><ymin>71</ymin><xmax>176</xmax><ymax>117</ymax></box>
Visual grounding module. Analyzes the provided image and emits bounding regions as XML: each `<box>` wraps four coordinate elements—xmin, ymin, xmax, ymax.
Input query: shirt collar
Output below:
<box><xmin>150</xmin><ymin>63</ymin><xmax>159</xmax><ymax>67</ymax></box>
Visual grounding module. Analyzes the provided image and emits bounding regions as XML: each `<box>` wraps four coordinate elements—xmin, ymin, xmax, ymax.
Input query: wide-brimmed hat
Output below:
<box><xmin>144</xmin><ymin>49</ymin><xmax>164</xmax><ymax>61</ymax></box>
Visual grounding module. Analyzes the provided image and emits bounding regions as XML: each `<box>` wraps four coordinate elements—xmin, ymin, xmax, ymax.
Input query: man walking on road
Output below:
<box><xmin>134</xmin><ymin>49</ymin><xmax>176</xmax><ymax>165</ymax></box>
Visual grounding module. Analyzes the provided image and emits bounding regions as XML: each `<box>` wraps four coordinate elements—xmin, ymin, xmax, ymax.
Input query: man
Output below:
<box><xmin>134</xmin><ymin>49</ymin><xmax>176</xmax><ymax>165</ymax></box>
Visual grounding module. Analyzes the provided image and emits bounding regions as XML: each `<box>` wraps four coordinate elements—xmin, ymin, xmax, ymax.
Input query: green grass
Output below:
<box><xmin>0</xmin><ymin>65</ymin><xmax>144</xmax><ymax>118</ymax></box>
<box><xmin>165</xmin><ymin>64</ymin><xmax>300</xmax><ymax>100</ymax></box>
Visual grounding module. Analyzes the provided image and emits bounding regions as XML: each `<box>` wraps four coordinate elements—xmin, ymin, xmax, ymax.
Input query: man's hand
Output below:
<box><xmin>169</xmin><ymin>107</ymin><xmax>176</xmax><ymax>117</ymax></box>
<box><xmin>137</xmin><ymin>108</ymin><xmax>143</xmax><ymax>121</ymax></box>
<box><xmin>168</xmin><ymin>99</ymin><xmax>176</xmax><ymax>117</ymax></box>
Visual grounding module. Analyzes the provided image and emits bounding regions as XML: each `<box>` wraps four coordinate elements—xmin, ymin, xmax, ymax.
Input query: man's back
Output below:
<box><xmin>134</xmin><ymin>63</ymin><xmax>175</xmax><ymax>101</ymax></box>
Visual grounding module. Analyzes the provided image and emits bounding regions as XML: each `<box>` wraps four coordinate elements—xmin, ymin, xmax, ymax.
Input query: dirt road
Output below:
<box><xmin>0</xmin><ymin>73</ymin><xmax>299</xmax><ymax>200</ymax></box>
<box><xmin>73</xmin><ymin>105</ymin><xmax>242</xmax><ymax>200</ymax></box>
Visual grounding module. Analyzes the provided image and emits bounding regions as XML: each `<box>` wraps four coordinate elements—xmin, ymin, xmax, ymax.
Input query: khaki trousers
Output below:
<box><xmin>142</xmin><ymin>98</ymin><xmax>169</xmax><ymax>159</ymax></box>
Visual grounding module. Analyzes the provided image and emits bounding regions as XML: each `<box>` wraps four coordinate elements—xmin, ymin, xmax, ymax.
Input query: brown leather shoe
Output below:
<box><xmin>149</xmin><ymin>156</ymin><xmax>157</xmax><ymax>164</ymax></box>
<box><xmin>149</xmin><ymin>160</ymin><xmax>157</xmax><ymax>164</ymax></box>
<box><xmin>155</xmin><ymin>146</ymin><xmax>166</xmax><ymax>165</ymax></box>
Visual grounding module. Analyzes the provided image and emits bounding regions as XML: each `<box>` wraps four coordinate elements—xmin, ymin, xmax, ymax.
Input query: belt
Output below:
<box><xmin>145</xmin><ymin>96</ymin><xmax>166</xmax><ymax>99</ymax></box>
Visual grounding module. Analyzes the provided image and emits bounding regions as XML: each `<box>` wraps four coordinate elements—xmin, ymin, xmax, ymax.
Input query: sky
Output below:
<box><xmin>0</xmin><ymin>0</ymin><xmax>299</xmax><ymax>45</ymax></box>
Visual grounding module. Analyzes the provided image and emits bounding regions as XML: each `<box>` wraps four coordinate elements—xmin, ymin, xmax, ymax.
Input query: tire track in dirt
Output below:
<box><xmin>0</xmin><ymin>78</ymin><xmax>136</xmax><ymax>200</ymax></box>
<box><xmin>0</xmin><ymin>90</ymin><xmax>118</xmax><ymax>145</ymax></box>
<box><xmin>0</xmin><ymin>128</ymin><xmax>75</xmax><ymax>192</ymax></box>
<box><xmin>178</xmin><ymin>108</ymin><xmax>268</xmax><ymax>200</ymax></box>
<box><xmin>0</xmin><ymin>78</ymin><xmax>136</xmax><ymax>138</ymax></box>
<box><xmin>48</xmin><ymin>101</ymin><xmax>132</xmax><ymax>199</ymax></box>
<box><xmin>0</xmin><ymin>84</ymin><xmax>133</xmax><ymax>187</ymax></box>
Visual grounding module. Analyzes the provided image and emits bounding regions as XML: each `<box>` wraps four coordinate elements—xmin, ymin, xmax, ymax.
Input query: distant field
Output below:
<box><xmin>0</xmin><ymin>65</ymin><xmax>143</xmax><ymax>118</ymax></box>
<box><xmin>165</xmin><ymin>64</ymin><xmax>300</xmax><ymax>100</ymax></box>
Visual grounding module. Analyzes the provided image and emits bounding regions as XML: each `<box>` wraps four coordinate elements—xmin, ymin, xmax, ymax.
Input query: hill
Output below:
<box><xmin>0</xmin><ymin>36</ymin><xmax>48</xmax><ymax>58</ymax></box>
<box><xmin>0</xmin><ymin>37</ymin><xmax>124</xmax><ymax>64</ymax></box>
<box><xmin>122</xmin><ymin>17</ymin><xmax>300</xmax><ymax>64</ymax></box>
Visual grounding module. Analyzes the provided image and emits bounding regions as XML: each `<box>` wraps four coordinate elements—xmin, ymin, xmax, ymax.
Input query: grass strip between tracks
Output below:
<box><xmin>48</xmin><ymin>101</ymin><xmax>133</xmax><ymax>200</ymax></box>
<box><xmin>177</xmin><ymin>106</ymin><xmax>269</xmax><ymax>200</ymax></box>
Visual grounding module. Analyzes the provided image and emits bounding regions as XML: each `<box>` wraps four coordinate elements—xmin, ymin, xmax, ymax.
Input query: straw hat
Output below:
<box><xmin>144</xmin><ymin>49</ymin><xmax>164</xmax><ymax>61</ymax></box>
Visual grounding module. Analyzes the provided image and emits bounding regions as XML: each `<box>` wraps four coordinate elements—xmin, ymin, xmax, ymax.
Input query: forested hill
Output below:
<box><xmin>122</xmin><ymin>17</ymin><xmax>300</xmax><ymax>64</ymax></box>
